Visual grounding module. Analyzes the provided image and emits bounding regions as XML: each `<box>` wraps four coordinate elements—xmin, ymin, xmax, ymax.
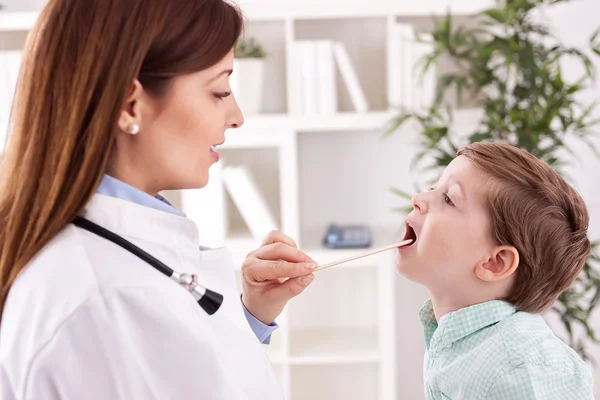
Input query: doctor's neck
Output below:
<box><xmin>105</xmin><ymin>169</ymin><xmax>162</xmax><ymax>197</ymax></box>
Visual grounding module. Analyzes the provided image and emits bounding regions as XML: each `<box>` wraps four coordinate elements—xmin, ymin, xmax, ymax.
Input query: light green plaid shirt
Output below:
<box><xmin>419</xmin><ymin>300</ymin><xmax>594</xmax><ymax>399</ymax></box>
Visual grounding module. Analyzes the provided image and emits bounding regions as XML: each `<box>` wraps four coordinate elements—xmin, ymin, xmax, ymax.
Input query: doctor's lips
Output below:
<box><xmin>210</xmin><ymin>139</ymin><xmax>225</xmax><ymax>151</ymax></box>
<box><xmin>210</xmin><ymin>140</ymin><xmax>225</xmax><ymax>160</ymax></box>
<box><xmin>402</xmin><ymin>222</ymin><xmax>417</xmax><ymax>246</ymax></box>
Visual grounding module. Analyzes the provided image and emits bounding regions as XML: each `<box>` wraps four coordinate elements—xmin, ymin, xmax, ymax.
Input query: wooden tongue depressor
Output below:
<box><xmin>313</xmin><ymin>239</ymin><xmax>414</xmax><ymax>272</ymax></box>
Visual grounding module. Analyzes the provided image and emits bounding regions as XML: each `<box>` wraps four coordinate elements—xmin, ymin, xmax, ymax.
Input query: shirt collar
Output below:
<box><xmin>81</xmin><ymin>193</ymin><xmax>199</xmax><ymax>249</ymax></box>
<box><xmin>96</xmin><ymin>174</ymin><xmax>184</xmax><ymax>217</ymax></box>
<box><xmin>419</xmin><ymin>299</ymin><xmax>517</xmax><ymax>350</ymax></box>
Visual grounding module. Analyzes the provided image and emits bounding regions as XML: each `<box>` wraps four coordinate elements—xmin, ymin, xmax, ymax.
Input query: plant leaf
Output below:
<box><xmin>389</xmin><ymin>186</ymin><xmax>413</xmax><ymax>200</ymax></box>
<box><xmin>383</xmin><ymin>113</ymin><xmax>414</xmax><ymax>137</ymax></box>
<box><xmin>480</xmin><ymin>8</ymin><xmax>507</xmax><ymax>24</ymax></box>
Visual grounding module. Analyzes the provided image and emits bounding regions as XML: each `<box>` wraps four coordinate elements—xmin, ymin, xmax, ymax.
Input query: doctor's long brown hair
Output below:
<box><xmin>0</xmin><ymin>0</ymin><xmax>244</xmax><ymax>321</ymax></box>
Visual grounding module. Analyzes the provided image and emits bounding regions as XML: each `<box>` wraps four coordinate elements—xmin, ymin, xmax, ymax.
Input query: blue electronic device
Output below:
<box><xmin>322</xmin><ymin>224</ymin><xmax>372</xmax><ymax>249</ymax></box>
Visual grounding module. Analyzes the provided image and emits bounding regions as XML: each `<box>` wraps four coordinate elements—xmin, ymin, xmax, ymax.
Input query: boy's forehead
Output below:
<box><xmin>443</xmin><ymin>156</ymin><xmax>490</xmax><ymax>195</ymax></box>
<box><xmin>443</xmin><ymin>156</ymin><xmax>474</xmax><ymax>181</ymax></box>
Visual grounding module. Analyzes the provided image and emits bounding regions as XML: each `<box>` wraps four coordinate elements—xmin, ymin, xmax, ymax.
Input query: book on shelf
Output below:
<box><xmin>220</xmin><ymin>165</ymin><xmax>278</xmax><ymax>241</ymax></box>
<box><xmin>388</xmin><ymin>22</ymin><xmax>436</xmax><ymax>112</ymax></box>
<box><xmin>316</xmin><ymin>40</ymin><xmax>337</xmax><ymax>115</ymax></box>
<box><xmin>291</xmin><ymin>40</ymin><xmax>367</xmax><ymax>116</ymax></box>
<box><xmin>298</xmin><ymin>41</ymin><xmax>319</xmax><ymax>115</ymax></box>
<box><xmin>331</xmin><ymin>41</ymin><xmax>369</xmax><ymax>113</ymax></box>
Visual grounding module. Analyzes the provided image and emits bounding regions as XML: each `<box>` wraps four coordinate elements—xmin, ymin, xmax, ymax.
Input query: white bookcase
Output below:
<box><xmin>0</xmin><ymin>3</ymin><xmax>492</xmax><ymax>399</ymax></box>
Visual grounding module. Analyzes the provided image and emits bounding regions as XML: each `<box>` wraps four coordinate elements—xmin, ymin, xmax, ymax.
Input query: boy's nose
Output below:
<box><xmin>411</xmin><ymin>192</ymin><xmax>428</xmax><ymax>214</ymax></box>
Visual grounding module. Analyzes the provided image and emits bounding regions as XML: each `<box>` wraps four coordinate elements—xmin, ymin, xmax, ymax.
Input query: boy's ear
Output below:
<box><xmin>475</xmin><ymin>246</ymin><xmax>519</xmax><ymax>282</ymax></box>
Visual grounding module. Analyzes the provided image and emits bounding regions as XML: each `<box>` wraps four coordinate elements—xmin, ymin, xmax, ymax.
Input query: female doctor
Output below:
<box><xmin>0</xmin><ymin>0</ymin><xmax>316</xmax><ymax>399</ymax></box>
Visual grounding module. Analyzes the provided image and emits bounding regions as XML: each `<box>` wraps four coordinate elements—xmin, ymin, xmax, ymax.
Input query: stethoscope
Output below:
<box><xmin>72</xmin><ymin>216</ymin><xmax>223</xmax><ymax>315</ymax></box>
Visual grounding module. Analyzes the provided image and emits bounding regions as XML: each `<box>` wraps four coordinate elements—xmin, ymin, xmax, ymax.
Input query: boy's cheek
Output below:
<box><xmin>394</xmin><ymin>227</ymin><xmax>487</xmax><ymax>283</ymax></box>
<box><xmin>418</xmin><ymin>230</ymin><xmax>455</xmax><ymax>259</ymax></box>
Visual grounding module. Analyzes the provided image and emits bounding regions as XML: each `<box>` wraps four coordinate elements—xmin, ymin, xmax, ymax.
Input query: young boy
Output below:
<box><xmin>396</xmin><ymin>142</ymin><xmax>594</xmax><ymax>399</ymax></box>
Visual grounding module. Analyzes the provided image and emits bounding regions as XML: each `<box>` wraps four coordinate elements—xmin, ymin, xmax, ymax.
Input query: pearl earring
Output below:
<box><xmin>128</xmin><ymin>124</ymin><xmax>140</xmax><ymax>135</ymax></box>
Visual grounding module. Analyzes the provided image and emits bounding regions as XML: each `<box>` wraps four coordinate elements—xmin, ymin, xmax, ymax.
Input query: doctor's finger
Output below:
<box><xmin>245</xmin><ymin>259</ymin><xmax>316</xmax><ymax>282</ymax></box>
<box><xmin>250</xmin><ymin>242</ymin><xmax>315</xmax><ymax>264</ymax></box>
<box><xmin>260</xmin><ymin>230</ymin><xmax>297</xmax><ymax>248</ymax></box>
<box><xmin>270</xmin><ymin>274</ymin><xmax>315</xmax><ymax>301</ymax></box>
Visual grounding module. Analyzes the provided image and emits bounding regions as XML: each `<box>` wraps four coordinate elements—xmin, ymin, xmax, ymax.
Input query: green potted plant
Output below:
<box><xmin>232</xmin><ymin>37</ymin><xmax>268</xmax><ymax>115</ymax></box>
<box><xmin>385</xmin><ymin>0</ymin><xmax>600</xmax><ymax>360</ymax></box>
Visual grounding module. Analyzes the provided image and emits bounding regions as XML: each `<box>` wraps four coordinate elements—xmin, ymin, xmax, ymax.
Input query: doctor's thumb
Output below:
<box><xmin>299</xmin><ymin>274</ymin><xmax>314</xmax><ymax>287</ymax></box>
<box><xmin>278</xmin><ymin>274</ymin><xmax>314</xmax><ymax>300</ymax></box>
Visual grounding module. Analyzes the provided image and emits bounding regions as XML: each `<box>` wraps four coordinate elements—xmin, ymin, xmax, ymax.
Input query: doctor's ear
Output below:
<box><xmin>475</xmin><ymin>245</ymin><xmax>519</xmax><ymax>283</ymax></box>
<box><xmin>117</xmin><ymin>79</ymin><xmax>144</xmax><ymax>135</ymax></box>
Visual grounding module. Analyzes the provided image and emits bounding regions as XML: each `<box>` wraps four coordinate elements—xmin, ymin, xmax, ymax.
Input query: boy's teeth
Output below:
<box><xmin>211</xmin><ymin>145</ymin><xmax>216</xmax><ymax>151</ymax></box>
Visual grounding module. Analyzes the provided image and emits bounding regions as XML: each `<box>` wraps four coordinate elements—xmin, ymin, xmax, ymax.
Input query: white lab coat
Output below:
<box><xmin>0</xmin><ymin>194</ymin><xmax>283</xmax><ymax>400</ymax></box>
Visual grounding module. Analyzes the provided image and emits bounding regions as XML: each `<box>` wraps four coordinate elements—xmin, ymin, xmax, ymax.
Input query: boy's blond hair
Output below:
<box><xmin>457</xmin><ymin>142</ymin><xmax>590</xmax><ymax>312</ymax></box>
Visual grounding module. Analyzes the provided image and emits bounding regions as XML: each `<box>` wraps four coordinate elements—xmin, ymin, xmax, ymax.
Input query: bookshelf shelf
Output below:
<box><xmin>0</xmin><ymin>3</ymin><xmax>487</xmax><ymax>399</ymax></box>
<box><xmin>289</xmin><ymin>352</ymin><xmax>379</xmax><ymax>365</ymax></box>
<box><xmin>230</xmin><ymin>111</ymin><xmax>394</xmax><ymax>140</ymax></box>
<box><xmin>294</xmin><ymin>111</ymin><xmax>394</xmax><ymax>132</ymax></box>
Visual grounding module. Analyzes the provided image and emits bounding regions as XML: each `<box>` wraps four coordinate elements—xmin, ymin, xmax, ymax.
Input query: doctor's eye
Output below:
<box><xmin>214</xmin><ymin>91</ymin><xmax>231</xmax><ymax>100</ymax></box>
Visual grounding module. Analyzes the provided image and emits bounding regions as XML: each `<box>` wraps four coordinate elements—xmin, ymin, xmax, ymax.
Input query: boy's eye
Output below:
<box><xmin>443</xmin><ymin>194</ymin><xmax>454</xmax><ymax>206</ymax></box>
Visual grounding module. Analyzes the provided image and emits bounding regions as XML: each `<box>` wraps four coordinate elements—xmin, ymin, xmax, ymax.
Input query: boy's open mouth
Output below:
<box><xmin>402</xmin><ymin>223</ymin><xmax>417</xmax><ymax>246</ymax></box>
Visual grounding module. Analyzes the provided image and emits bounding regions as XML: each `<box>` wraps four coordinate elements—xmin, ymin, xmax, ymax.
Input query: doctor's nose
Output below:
<box><xmin>227</xmin><ymin>94</ymin><xmax>245</xmax><ymax>129</ymax></box>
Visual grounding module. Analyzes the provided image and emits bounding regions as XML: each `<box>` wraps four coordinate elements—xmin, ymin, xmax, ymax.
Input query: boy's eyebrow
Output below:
<box><xmin>449</xmin><ymin>180</ymin><xmax>466</xmax><ymax>205</ymax></box>
<box><xmin>456</xmin><ymin>181</ymin><xmax>466</xmax><ymax>198</ymax></box>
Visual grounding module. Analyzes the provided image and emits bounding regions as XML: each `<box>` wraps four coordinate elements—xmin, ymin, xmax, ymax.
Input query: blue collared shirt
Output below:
<box><xmin>96</xmin><ymin>174</ymin><xmax>278</xmax><ymax>344</ymax></box>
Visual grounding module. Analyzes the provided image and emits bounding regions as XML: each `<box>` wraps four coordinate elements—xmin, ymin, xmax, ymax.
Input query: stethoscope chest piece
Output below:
<box><xmin>172</xmin><ymin>272</ymin><xmax>223</xmax><ymax>315</ymax></box>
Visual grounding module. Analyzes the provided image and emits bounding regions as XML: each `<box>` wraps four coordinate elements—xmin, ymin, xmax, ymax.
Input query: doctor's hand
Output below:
<box><xmin>241</xmin><ymin>231</ymin><xmax>316</xmax><ymax>325</ymax></box>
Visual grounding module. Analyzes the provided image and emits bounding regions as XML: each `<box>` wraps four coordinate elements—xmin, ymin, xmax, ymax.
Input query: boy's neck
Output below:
<box><xmin>428</xmin><ymin>279</ymin><xmax>514</xmax><ymax>322</ymax></box>
<box><xmin>429</xmin><ymin>292</ymin><xmax>502</xmax><ymax>322</ymax></box>
<box><xmin>430</xmin><ymin>297</ymin><xmax>465</xmax><ymax>322</ymax></box>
